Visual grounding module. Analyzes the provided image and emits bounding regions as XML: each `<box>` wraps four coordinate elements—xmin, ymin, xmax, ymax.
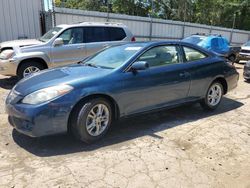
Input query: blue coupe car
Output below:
<box><xmin>5</xmin><ymin>41</ymin><xmax>239</xmax><ymax>143</ymax></box>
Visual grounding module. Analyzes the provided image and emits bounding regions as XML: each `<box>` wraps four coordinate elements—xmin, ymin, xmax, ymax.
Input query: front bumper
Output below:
<box><xmin>237</xmin><ymin>53</ymin><xmax>250</xmax><ymax>63</ymax></box>
<box><xmin>5</xmin><ymin>92</ymin><xmax>76</xmax><ymax>137</ymax></box>
<box><xmin>0</xmin><ymin>59</ymin><xmax>17</xmax><ymax>76</ymax></box>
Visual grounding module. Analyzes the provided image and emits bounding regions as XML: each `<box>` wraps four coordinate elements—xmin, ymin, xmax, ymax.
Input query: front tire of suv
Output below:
<box><xmin>17</xmin><ymin>61</ymin><xmax>46</xmax><ymax>79</ymax></box>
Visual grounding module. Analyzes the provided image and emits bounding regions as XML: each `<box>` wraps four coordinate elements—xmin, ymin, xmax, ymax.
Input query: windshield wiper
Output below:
<box><xmin>84</xmin><ymin>63</ymin><xmax>99</xmax><ymax>68</ymax></box>
<box><xmin>38</xmin><ymin>38</ymin><xmax>45</xmax><ymax>42</ymax></box>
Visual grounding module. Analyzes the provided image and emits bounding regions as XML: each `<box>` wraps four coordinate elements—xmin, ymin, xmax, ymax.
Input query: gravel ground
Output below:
<box><xmin>0</xmin><ymin>64</ymin><xmax>249</xmax><ymax>188</ymax></box>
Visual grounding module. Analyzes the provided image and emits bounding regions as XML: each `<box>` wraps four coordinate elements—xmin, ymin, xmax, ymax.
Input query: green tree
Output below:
<box><xmin>54</xmin><ymin>0</ymin><xmax>250</xmax><ymax>30</ymax></box>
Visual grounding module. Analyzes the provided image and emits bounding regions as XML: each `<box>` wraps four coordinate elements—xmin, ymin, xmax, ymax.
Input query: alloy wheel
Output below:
<box><xmin>207</xmin><ymin>83</ymin><xmax>222</xmax><ymax>106</ymax></box>
<box><xmin>85</xmin><ymin>104</ymin><xmax>110</xmax><ymax>136</ymax></box>
<box><xmin>23</xmin><ymin>66</ymin><xmax>41</xmax><ymax>77</ymax></box>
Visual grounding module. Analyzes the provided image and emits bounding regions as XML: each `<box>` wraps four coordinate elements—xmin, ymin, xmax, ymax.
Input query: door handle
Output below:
<box><xmin>77</xmin><ymin>46</ymin><xmax>85</xmax><ymax>49</ymax></box>
<box><xmin>179</xmin><ymin>72</ymin><xmax>190</xmax><ymax>78</ymax></box>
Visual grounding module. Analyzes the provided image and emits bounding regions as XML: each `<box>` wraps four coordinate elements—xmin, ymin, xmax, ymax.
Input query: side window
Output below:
<box><xmin>85</xmin><ymin>27</ymin><xmax>109</xmax><ymax>43</ymax></box>
<box><xmin>137</xmin><ymin>45</ymin><xmax>181</xmax><ymax>68</ymax></box>
<box><xmin>183</xmin><ymin>47</ymin><xmax>207</xmax><ymax>62</ymax></box>
<box><xmin>109</xmin><ymin>27</ymin><xmax>126</xmax><ymax>41</ymax></box>
<box><xmin>58</xmin><ymin>28</ymin><xmax>84</xmax><ymax>45</ymax></box>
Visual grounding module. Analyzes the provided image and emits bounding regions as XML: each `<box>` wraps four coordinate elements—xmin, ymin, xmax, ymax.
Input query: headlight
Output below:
<box><xmin>22</xmin><ymin>85</ymin><xmax>73</xmax><ymax>105</ymax></box>
<box><xmin>0</xmin><ymin>49</ymin><xmax>14</xmax><ymax>59</ymax></box>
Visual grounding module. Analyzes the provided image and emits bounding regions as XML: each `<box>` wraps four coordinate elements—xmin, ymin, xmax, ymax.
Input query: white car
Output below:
<box><xmin>237</xmin><ymin>41</ymin><xmax>250</xmax><ymax>63</ymax></box>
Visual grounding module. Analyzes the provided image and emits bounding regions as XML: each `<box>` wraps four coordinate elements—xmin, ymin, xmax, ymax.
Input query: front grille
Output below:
<box><xmin>241</xmin><ymin>49</ymin><xmax>250</xmax><ymax>53</ymax></box>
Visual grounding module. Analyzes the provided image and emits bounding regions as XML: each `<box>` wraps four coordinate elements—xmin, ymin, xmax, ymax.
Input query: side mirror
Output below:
<box><xmin>130</xmin><ymin>61</ymin><xmax>149</xmax><ymax>71</ymax></box>
<box><xmin>53</xmin><ymin>38</ymin><xmax>64</xmax><ymax>47</ymax></box>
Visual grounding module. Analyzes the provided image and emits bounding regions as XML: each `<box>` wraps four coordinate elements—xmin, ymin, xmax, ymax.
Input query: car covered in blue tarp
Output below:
<box><xmin>182</xmin><ymin>34</ymin><xmax>240</xmax><ymax>62</ymax></box>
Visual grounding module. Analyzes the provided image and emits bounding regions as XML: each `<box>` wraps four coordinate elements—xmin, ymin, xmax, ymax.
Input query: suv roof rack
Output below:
<box><xmin>77</xmin><ymin>22</ymin><xmax>125</xmax><ymax>26</ymax></box>
<box><xmin>193</xmin><ymin>33</ymin><xmax>222</xmax><ymax>37</ymax></box>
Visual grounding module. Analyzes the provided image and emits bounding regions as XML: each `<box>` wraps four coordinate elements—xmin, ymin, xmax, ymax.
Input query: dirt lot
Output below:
<box><xmin>0</xmin><ymin>64</ymin><xmax>249</xmax><ymax>188</ymax></box>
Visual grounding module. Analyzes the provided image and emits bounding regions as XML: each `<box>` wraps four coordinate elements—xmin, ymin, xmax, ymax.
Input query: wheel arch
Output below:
<box><xmin>17</xmin><ymin>57</ymin><xmax>48</xmax><ymax>75</ymax></box>
<box><xmin>211</xmin><ymin>76</ymin><xmax>228</xmax><ymax>95</ymax></box>
<box><xmin>67</xmin><ymin>93</ymin><xmax>120</xmax><ymax>132</ymax></box>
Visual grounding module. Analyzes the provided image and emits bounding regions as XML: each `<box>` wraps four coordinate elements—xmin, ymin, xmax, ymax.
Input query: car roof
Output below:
<box><xmin>129</xmin><ymin>40</ymin><xmax>204</xmax><ymax>47</ymax></box>
<box><xmin>124</xmin><ymin>41</ymin><xmax>215</xmax><ymax>56</ymax></box>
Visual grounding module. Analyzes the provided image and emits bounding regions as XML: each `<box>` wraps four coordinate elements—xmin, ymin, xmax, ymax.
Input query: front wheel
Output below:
<box><xmin>200</xmin><ymin>82</ymin><xmax>223</xmax><ymax>110</ymax></box>
<box><xmin>71</xmin><ymin>98</ymin><xmax>112</xmax><ymax>143</ymax></box>
<box><xmin>17</xmin><ymin>61</ymin><xmax>45</xmax><ymax>79</ymax></box>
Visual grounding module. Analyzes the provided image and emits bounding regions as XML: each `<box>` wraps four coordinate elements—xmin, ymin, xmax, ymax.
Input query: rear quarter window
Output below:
<box><xmin>108</xmin><ymin>27</ymin><xmax>126</xmax><ymax>41</ymax></box>
<box><xmin>183</xmin><ymin>46</ymin><xmax>208</xmax><ymax>62</ymax></box>
<box><xmin>84</xmin><ymin>27</ymin><xmax>110</xmax><ymax>43</ymax></box>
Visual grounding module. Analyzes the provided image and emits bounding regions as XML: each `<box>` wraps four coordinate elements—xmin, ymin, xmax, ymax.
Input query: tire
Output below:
<box><xmin>200</xmin><ymin>82</ymin><xmax>223</xmax><ymax>110</ymax></box>
<box><xmin>70</xmin><ymin>98</ymin><xmax>112</xmax><ymax>143</ymax></box>
<box><xmin>228</xmin><ymin>55</ymin><xmax>236</xmax><ymax>62</ymax></box>
<box><xmin>17</xmin><ymin>61</ymin><xmax>46</xmax><ymax>79</ymax></box>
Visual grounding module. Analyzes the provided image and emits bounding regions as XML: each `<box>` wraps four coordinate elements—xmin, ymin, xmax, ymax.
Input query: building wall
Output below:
<box><xmin>0</xmin><ymin>0</ymin><xmax>42</xmax><ymax>42</ymax></box>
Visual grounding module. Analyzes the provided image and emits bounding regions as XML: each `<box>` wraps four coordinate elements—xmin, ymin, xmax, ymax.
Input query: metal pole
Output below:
<box><xmin>230</xmin><ymin>13</ymin><xmax>236</xmax><ymax>44</ymax></box>
<box><xmin>149</xmin><ymin>16</ymin><xmax>153</xmax><ymax>41</ymax></box>
<box><xmin>209</xmin><ymin>22</ymin><xmax>212</xmax><ymax>34</ymax></box>
<box><xmin>106</xmin><ymin>0</ymin><xmax>109</xmax><ymax>22</ymax></box>
<box><xmin>149</xmin><ymin>0</ymin><xmax>154</xmax><ymax>41</ymax></box>
<box><xmin>52</xmin><ymin>0</ymin><xmax>56</xmax><ymax>27</ymax></box>
<box><xmin>182</xmin><ymin>2</ymin><xmax>187</xmax><ymax>39</ymax></box>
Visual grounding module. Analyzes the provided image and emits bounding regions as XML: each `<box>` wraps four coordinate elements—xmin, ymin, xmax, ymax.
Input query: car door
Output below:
<box><xmin>120</xmin><ymin>45</ymin><xmax>191</xmax><ymax>116</ymax></box>
<box><xmin>182</xmin><ymin>46</ymin><xmax>212</xmax><ymax>99</ymax></box>
<box><xmin>51</xmin><ymin>27</ymin><xmax>86</xmax><ymax>66</ymax></box>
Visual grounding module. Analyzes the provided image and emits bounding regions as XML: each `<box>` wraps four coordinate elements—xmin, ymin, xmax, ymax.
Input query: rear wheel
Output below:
<box><xmin>200</xmin><ymin>82</ymin><xmax>223</xmax><ymax>110</ymax></box>
<box><xmin>17</xmin><ymin>61</ymin><xmax>46</xmax><ymax>79</ymax></box>
<box><xmin>71</xmin><ymin>98</ymin><xmax>112</xmax><ymax>143</ymax></box>
<box><xmin>228</xmin><ymin>54</ymin><xmax>236</xmax><ymax>62</ymax></box>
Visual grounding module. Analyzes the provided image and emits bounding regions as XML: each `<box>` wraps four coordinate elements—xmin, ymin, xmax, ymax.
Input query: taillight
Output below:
<box><xmin>131</xmin><ymin>37</ymin><xmax>136</xmax><ymax>42</ymax></box>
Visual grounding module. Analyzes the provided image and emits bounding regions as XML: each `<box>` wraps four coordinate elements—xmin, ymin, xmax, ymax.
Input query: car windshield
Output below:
<box><xmin>243</xmin><ymin>41</ymin><xmax>250</xmax><ymax>46</ymax></box>
<box><xmin>83</xmin><ymin>44</ymin><xmax>146</xmax><ymax>69</ymax></box>
<box><xmin>183</xmin><ymin>36</ymin><xmax>206</xmax><ymax>45</ymax></box>
<box><xmin>39</xmin><ymin>27</ymin><xmax>62</xmax><ymax>42</ymax></box>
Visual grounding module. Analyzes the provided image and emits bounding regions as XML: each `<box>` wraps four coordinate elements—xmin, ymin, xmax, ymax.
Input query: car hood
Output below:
<box><xmin>14</xmin><ymin>64</ymin><xmax>112</xmax><ymax>96</ymax></box>
<box><xmin>0</xmin><ymin>39</ymin><xmax>42</xmax><ymax>49</ymax></box>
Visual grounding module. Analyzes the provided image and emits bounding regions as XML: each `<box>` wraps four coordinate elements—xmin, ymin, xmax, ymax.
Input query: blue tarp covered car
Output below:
<box><xmin>182</xmin><ymin>34</ymin><xmax>239</xmax><ymax>62</ymax></box>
